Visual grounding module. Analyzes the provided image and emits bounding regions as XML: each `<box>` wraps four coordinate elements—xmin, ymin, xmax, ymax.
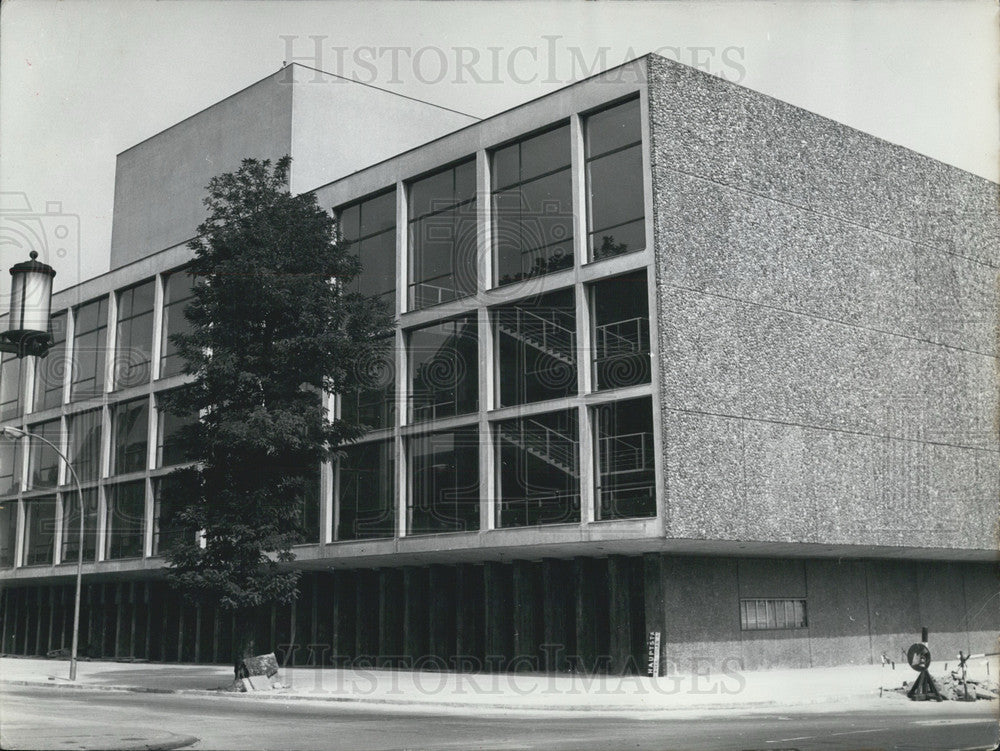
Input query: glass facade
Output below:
<box><xmin>153</xmin><ymin>477</ymin><xmax>186</xmax><ymax>555</ymax></box>
<box><xmin>68</xmin><ymin>409</ymin><xmax>102</xmax><ymax>483</ymax></box>
<box><xmin>585</xmin><ymin>98</ymin><xmax>645</xmax><ymax>260</ymax></box>
<box><xmin>71</xmin><ymin>296</ymin><xmax>109</xmax><ymax>401</ymax></box>
<box><xmin>115</xmin><ymin>281</ymin><xmax>155</xmax><ymax>389</ymax></box>
<box><xmin>159</xmin><ymin>271</ymin><xmax>195</xmax><ymax>379</ymax></box>
<box><xmin>339</xmin><ymin>190</ymin><xmax>397</xmax><ymax>305</ymax></box>
<box><xmin>337</xmin><ymin>440</ymin><xmax>395</xmax><ymax>540</ymax></box>
<box><xmin>408</xmin><ymin>315</ymin><xmax>478</xmax><ymax>422</ymax></box>
<box><xmin>409</xmin><ymin>427</ymin><xmax>479</xmax><ymax>534</ymax></box>
<box><xmin>492</xmin><ymin>125</ymin><xmax>573</xmax><ymax>284</ymax></box>
<box><xmin>595</xmin><ymin>397</ymin><xmax>655</xmax><ymax>520</ymax></box>
<box><xmin>156</xmin><ymin>393</ymin><xmax>197</xmax><ymax>467</ymax></box>
<box><xmin>61</xmin><ymin>487</ymin><xmax>99</xmax><ymax>563</ymax></box>
<box><xmin>408</xmin><ymin>160</ymin><xmax>477</xmax><ymax>309</ymax></box>
<box><xmin>0</xmin><ymin>437</ymin><xmax>20</xmax><ymax>497</ymax></box>
<box><xmin>23</xmin><ymin>495</ymin><xmax>57</xmax><ymax>566</ymax></box>
<box><xmin>0</xmin><ymin>353</ymin><xmax>25</xmax><ymax>421</ymax></box>
<box><xmin>592</xmin><ymin>272</ymin><xmax>651</xmax><ymax>391</ymax></box>
<box><xmin>496</xmin><ymin>409</ymin><xmax>579</xmax><ymax>527</ymax></box>
<box><xmin>105</xmin><ymin>480</ymin><xmax>145</xmax><ymax>559</ymax></box>
<box><xmin>495</xmin><ymin>288</ymin><xmax>576</xmax><ymax>407</ymax></box>
<box><xmin>112</xmin><ymin>398</ymin><xmax>149</xmax><ymax>475</ymax></box>
<box><xmin>27</xmin><ymin>419</ymin><xmax>61</xmax><ymax>490</ymax></box>
<box><xmin>33</xmin><ymin>312</ymin><xmax>67</xmax><ymax>411</ymax></box>
<box><xmin>0</xmin><ymin>500</ymin><xmax>15</xmax><ymax>567</ymax></box>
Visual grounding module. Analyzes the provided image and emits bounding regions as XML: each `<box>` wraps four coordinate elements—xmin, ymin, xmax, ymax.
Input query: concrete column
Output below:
<box><xmin>608</xmin><ymin>555</ymin><xmax>634</xmax><ymax>674</ymax></box>
<box><xmin>575</xmin><ymin>557</ymin><xmax>601</xmax><ymax>673</ymax></box>
<box><xmin>403</xmin><ymin>566</ymin><xmax>429</xmax><ymax>665</ymax></box>
<box><xmin>46</xmin><ymin>586</ymin><xmax>56</xmax><ymax>655</ymax></box>
<box><xmin>643</xmin><ymin>553</ymin><xmax>666</xmax><ymax>677</ymax></box>
<box><xmin>0</xmin><ymin>589</ymin><xmax>9</xmax><ymax>654</ymax></box>
<box><xmin>33</xmin><ymin>587</ymin><xmax>44</xmax><ymax>655</ymax></box>
<box><xmin>543</xmin><ymin>558</ymin><xmax>573</xmax><ymax>672</ymax></box>
<box><xmin>428</xmin><ymin>564</ymin><xmax>456</xmax><ymax>664</ymax></box>
<box><xmin>512</xmin><ymin>560</ymin><xmax>541</xmax><ymax>670</ymax></box>
<box><xmin>455</xmin><ymin>564</ymin><xmax>484</xmax><ymax>666</ymax></box>
<box><xmin>484</xmin><ymin>561</ymin><xmax>513</xmax><ymax>669</ymax></box>
<box><xmin>332</xmin><ymin>570</ymin><xmax>355</xmax><ymax>663</ymax></box>
<box><xmin>355</xmin><ymin>569</ymin><xmax>379</xmax><ymax>661</ymax></box>
<box><xmin>378</xmin><ymin>568</ymin><xmax>404</xmax><ymax>667</ymax></box>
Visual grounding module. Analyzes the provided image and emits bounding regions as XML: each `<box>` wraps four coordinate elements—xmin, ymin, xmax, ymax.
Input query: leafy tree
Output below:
<box><xmin>160</xmin><ymin>156</ymin><xmax>392</xmax><ymax>677</ymax></box>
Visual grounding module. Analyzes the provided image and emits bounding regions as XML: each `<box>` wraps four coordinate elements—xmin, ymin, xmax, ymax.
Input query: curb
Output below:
<box><xmin>0</xmin><ymin>678</ymin><xmax>890</xmax><ymax>715</ymax></box>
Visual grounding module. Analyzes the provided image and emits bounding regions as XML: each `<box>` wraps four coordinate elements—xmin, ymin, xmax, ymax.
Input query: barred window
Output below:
<box><xmin>740</xmin><ymin>599</ymin><xmax>807</xmax><ymax>630</ymax></box>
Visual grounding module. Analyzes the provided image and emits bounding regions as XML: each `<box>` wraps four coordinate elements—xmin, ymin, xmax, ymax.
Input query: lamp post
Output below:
<box><xmin>0</xmin><ymin>426</ymin><xmax>86</xmax><ymax>680</ymax></box>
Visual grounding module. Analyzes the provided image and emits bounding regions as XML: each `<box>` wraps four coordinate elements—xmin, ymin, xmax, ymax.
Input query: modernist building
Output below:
<box><xmin>0</xmin><ymin>55</ymin><xmax>996</xmax><ymax>675</ymax></box>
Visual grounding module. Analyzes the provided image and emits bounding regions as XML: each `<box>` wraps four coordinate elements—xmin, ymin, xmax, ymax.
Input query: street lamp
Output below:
<box><xmin>1</xmin><ymin>250</ymin><xmax>56</xmax><ymax>358</ymax></box>
<box><xmin>0</xmin><ymin>426</ymin><xmax>86</xmax><ymax>680</ymax></box>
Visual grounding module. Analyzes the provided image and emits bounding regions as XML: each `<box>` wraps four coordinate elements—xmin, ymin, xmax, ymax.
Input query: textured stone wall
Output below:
<box><xmin>646</xmin><ymin>54</ymin><xmax>1000</xmax><ymax>553</ymax></box>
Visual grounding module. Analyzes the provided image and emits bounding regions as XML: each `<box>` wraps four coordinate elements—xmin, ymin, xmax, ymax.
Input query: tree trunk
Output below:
<box><xmin>232</xmin><ymin>607</ymin><xmax>259</xmax><ymax>680</ymax></box>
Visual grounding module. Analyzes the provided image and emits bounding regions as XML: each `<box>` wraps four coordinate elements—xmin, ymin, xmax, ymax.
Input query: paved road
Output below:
<box><xmin>0</xmin><ymin>685</ymin><xmax>997</xmax><ymax>751</ymax></box>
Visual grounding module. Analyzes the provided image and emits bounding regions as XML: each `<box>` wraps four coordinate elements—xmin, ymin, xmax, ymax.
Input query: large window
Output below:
<box><xmin>740</xmin><ymin>599</ymin><xmax>808</xmax><ymax>631</ymax></box>
<box><xmin>0</xmin><ymin>437</ymin><xmax>21</xmax><ymax>496</ymax></box>
<box><xmin>496</xmin><ymin>409</ymin><xmax>579</xmax><ymax>528</ymax></box>
<box><xmin>339</xmin><ymin>189</ymin><xmax>397</xmax><ymax>306</ymax></box>
<box><xmin>492</xmin><ymin>124</ymin><xmax>573</xmax><ymax>284</ymax></box>
<box><xmin>408</xmin><ymin>160</ymin><xmax>477</xmax><ymax>309</ymax></box>
<box><xmin>585</xmin><ymin>98</ymin><xmax>645</xmax><ymax>261</ymax></box>
<box><xmin>61</xmin><ymin>488</ymin><xmax>98</xmax><ymax>564</ymax></box>
<box><xmin>27</xmin><ymin>419</ymin><xmax>61</xmax><ymax>490</ymax></box>
<box><xmin>105</xmin><ymin>480</ymin><xmax>145</xmax><ymax>559</ymax></box>
<box><xmin>153</xmin><ymin>477</ymin><xmax>186</xmax><ymax>555</ymax></box>
<box><xmin>112</xmin><ymin>398</ymin><xmax>149</xmax><ymax>475</ymax></box>
<box><xmin>23</xmin><ymin>495</ymin><xmax>57</xmax><ymax>566</ymax></box>
<box><xmin>592</xmin><ymin>272</ymin><xmax>651</xmax><ymax>391</ymax></box>
<box><xmin>33</xmin><ymin>312</ymin><xmax>67</xmax><ymax>411</ymax></box>
<box><xmin>293</xmin><ymin>465</ymin><xmax>321</xmax><ymax>545</ymax></box>
<box><xmin>0</xmin><ymin>500</ymin><xmax>15</xmax><ymax>567</ymax></box>
<box><xmin>114</xmin><ymin>280</ymin><xmax>155</xmax><ymax>389</ymax></box>
<box><xmin>495</xmin><ymin>288</ymin><xmax>576</xmax><ymax>407</ymax></box>
<box><xmin>68</xmin><ymin>409</ymin><xmax>102</xmax><ymax>483</ymax></box>
<box><xmin>340</xmin><ymin>339</ymin><xmax>395</xmax><ymax>431</ymax></box>
<box><xmin>594</xmin><ymin>397</ymin><xmax>655</xmax><ymax>520</ymax></box>
<box><xmin>159</xmin><ymin>271</ymin><xmax>195</xmax><ymax>379</ymax></box>
<box><xmin>408</xmin><ymin>427</ymin><xmax>479</xmax><ymax>534</ymax></box>
<box><xmin>0</xmin><ymin>352</ymin><xmax>25</xmax><ymax>420</ymax></box>
<box><xmin>71</xmin><ymin>296</ymin><xmax>108</xmax><ymax>401</ymax></box>
<box><xmin>408</xmin><ymin>315</ymin><xmax>478</xmax><ymax>422</ymax></box>
<box><xmin>156</xmin><ymin>393</ymin><xmax>197</xmax><ymax>467</ymax></box>
<box><xmin>337</xmin><ymin>440</ymin><xmax>395</xmax><ymax>540</ymax></box>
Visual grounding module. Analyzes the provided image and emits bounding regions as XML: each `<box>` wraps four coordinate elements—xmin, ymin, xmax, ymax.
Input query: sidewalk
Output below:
<box><xmin>2</xmin><ymin>655</ymin><xmax>998</xmax><ymax>716</ymax></box>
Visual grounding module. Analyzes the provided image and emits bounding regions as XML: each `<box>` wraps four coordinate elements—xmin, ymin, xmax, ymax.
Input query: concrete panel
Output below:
<box><xmin>741</xmin><ymin>630</ymin><xmax>810</xmax><ymax>670</ymax></box>
<box><xmin>741</xmin><ymin>422</ymin><xmax>816</xmax><ymax>544</ymax></box>
<box><xmin>866</xmin><ymin>560</ymin><xmax>921</xmax><ymax>664</ymax></box>
<box><xmin>806</xmin><ymin>559</ymin><xmax>872</xmax><ymax>666</ymax></box>
<box><xmin>962</xmin><ymin>564</ymin><xmax>1000</xmax><ymax>655</ymax></box>
<box><xmin>664</xmin><ymin>410</ymin><xmax>745</xmax><ymax>540</ymax></box>
<box><xmin>916</xmin><ymin>562</ymin><xmax>972</xmax><ymax>661</ymax></box>
<box><xmin>737</xmin><ymin>558</ymin><xmax>806</xmax><ymax>599</ymax></box>
<box><xmin>914</xmin><ymin>249</ymin><xmax>998</xmax><ymax>355</ymax></box>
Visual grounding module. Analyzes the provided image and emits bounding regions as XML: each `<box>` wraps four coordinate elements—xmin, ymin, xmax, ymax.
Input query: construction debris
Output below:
<box><xmin>888</xmin><ymin>672</ymin><xmax>999</xmax><ymax>702</ymax></box>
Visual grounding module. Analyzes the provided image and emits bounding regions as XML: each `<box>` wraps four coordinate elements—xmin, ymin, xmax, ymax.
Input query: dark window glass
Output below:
<box><xmin>0</xmin><ymin>436</ymin><xmax>21</xmax><ymax>496</ymax></box>
<box><xmin>339</xmin><ymin>189</ymin><xmax>396</xmax><ymax>306</ymax></box>
<box><xmin>112</xmin><ymin>398</ymin><xmax>149</xmax><ymax>475</ymax></box>
<box><xmin>408</xmin><ymin>160</ymin><xmax>477</xmax><ymax>309</ymax></box>
<box><xmin>492</xmin><ymin>124</ymin><xmax>573</xmax><ymax>285</ymax></box>
<box><xmin>27</xmin><ymin>419</ymin><xmax>61</xmax><ymax>489</ymax></box>
<box><xmin>160</xmin><ymin>271</ymin><xmax>196</xmax><ymax>379</ymax></box>
<box><xmin>61</xmin><ymin>488</ymin><xmax>98</xmax><ymax>563</ymax></box>
<box><xmin>106</xmin><ymin>480</ymin><xmax>145</xmax><ymax>559</ymax></box>
<box><xmin>496</xmin><ymin>409</ymin><xmax>579</xmax><ymax>528</ymax></box>
<box><xmin>114</xmin><ymin>280</ymin><xmax>155</xmax><ymax>389</ymax></box>
<box><xmin>0</xmin><ymin>353</ymin><xmax>25</xmax><ymax>420</ymax></box>
<box><xmin>408</xmin><ymin>315</ymin><xmax>478</xmax><ymax>422</ymax></box>
<box><xmin>408</xmin><ymin>427</ymin><xmax>479</xmax><ymax>534</ymax></box>
<box><xmin>740</xmin><ymin>599</ymin><xmax>808</xmax><ymax>630</ymax></box>
<box><xmin>585</xmin><ymin>98</ymin><xmax>645</xmax><ymax>260</ymax></box>
<box><xmin>595</xmin><ymin>397</ymin><xmax>655</xmax><ymax>520</ymax></box>
<box><xmin>33</xmin><ymin>312</ymin><xmax>67</xmax><ymax>411</ymax></box>
<box><xmin>338</xmin><ymin>440</ymin><xmax>395</xmax><ymax>540</ymax></box>
<box><xmin>153</xmin><ymin>477</ymin><xmax>187</xmax><ymax>555</ymax></box>
<box><xmin>495</xmin><ymin>288</ymin><xmax>576</xmax><ymax>407</ymax></box>
<box><xmin>156</xmin><ymin>393</ymin><xmax>197</xmax><ymax>467</ymax></box>
<box><xmin>71</xmin><ymin>297</ymin><xmax>108</xmax><ymax>401</ymax></box>
<box><xmin>0</xmin><ymin>500</ymin><xmax>15</xmax><ymax>567</ymax></box>
<box><xmin>340</xmin><ymin>338</ymin><xmax>395</xmax><ymax>432</ymax></box>
<box><xmin>68</xmin><ymin>409</ymin><xmax>102</xmax><ymax>483</ymax></box>
<box><xmin>592</xmin><ymin>272</ymin><xmax>651</xmax><ymax>391</ymax></box>
<box><xmin>293</xmin><ymin>465</ymin><xmax>321</xmax><ymax>545</ymax></box>
<box><xmin>23</xmin><ymin>495</ymin><xmax>57</xmax><ymax>566</ymax></box>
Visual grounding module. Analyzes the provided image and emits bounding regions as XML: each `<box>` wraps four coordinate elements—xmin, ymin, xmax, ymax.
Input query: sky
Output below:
<box><xmin>0</xmin><ymin>0</ymin><xmax>997</xmax><ymax>296</ymax></box>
